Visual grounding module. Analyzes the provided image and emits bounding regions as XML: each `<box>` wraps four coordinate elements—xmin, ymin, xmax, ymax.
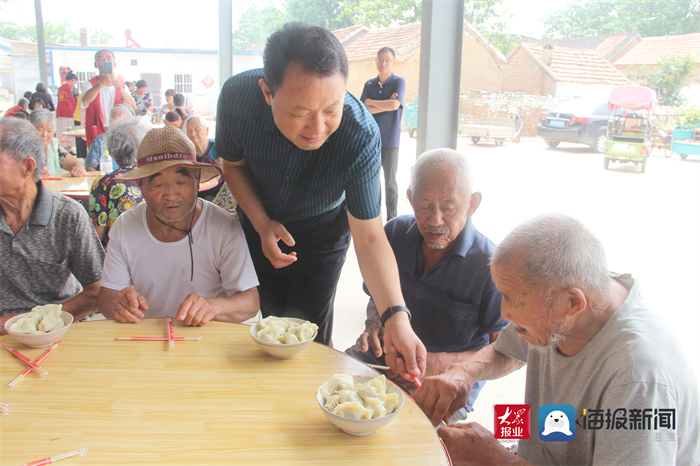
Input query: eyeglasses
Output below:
<box><xmin>376</xmin><ymin>59</ymin><xmax>395</xmax><ymax>64</ymax></box>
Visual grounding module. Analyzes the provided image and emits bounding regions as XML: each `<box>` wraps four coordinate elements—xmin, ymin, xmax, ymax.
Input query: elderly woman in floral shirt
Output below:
<box><xmin>88</xmin><ymin>117</ymin><xmax>148</xmax><ymax>246</ymax></box>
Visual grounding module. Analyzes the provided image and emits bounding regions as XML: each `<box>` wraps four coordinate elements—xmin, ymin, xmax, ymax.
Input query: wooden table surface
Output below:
<box><xmin>0</xmin><ymin>319</ymin><xmax>450</xmax><ymax>465</ymax></box>
<box><xmin>62</xmin><ymin>131</ymin><xmax>86</xmax><ymax>139</ymax></box>
<box><xmin>42</xmin><ymin>173</ymin><xmax>104</xmax><ymax>199</ymax></box>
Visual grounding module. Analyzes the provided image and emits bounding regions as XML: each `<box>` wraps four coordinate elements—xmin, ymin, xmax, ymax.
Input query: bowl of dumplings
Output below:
<box><xmin>4</xmin><ymin>304</ymin><xmax>73</xmax><ymax>348</ymax></box>
<box><xmin>249</xmin><ymin>316</ymin><xmax>319</xmax><ymax>359</ymax></box>
<box><xmin>316</xmin><ymin>374</ymin><xmax>405</xmax><ymax>436</ymax></box>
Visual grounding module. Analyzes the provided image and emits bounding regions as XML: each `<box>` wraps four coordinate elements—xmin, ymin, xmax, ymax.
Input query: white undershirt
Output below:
<box><xmin>101</xmin><ymin>202</ymin><xmax>259</xmax><ymax>317</ymax></box>
<box><xmin>80</xmin><ymin>81</ymin><xmax>117</xmax><ymax>123</ymax></box>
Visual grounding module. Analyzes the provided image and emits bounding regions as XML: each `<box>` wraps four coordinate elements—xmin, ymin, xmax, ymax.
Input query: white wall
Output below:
<box><xmin>48</xmin><ymin>48</ymin><xmax>262</xmax><ymax>114</ymax></box>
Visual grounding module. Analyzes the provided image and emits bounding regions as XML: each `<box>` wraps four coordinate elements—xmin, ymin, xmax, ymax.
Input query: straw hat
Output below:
<box><xmin>118</xmin><ymin>125</ymin><xmax>222</xmax><ymax>182</ymax></box>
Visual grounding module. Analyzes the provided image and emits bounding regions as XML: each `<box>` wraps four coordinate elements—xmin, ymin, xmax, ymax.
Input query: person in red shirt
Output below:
<box><xmin>56</xmin><ymin>72</ymin><xmax>78</xmax><ymax>147</ymax></box>
<box><xmin>3</xmin><ymin>98</ymin><xmax>29</xmax><ymax>117</ymax></box>
<box><xmin>80</xmin><ymin>49</ymin><xmax>136</xmax><ymax>148</ymax></box>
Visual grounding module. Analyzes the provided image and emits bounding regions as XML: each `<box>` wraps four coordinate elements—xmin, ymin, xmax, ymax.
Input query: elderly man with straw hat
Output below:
<box><xmin>97</xmin><ymin>126</ymin><xmax>259</xmax><ymax>326</ymax></box>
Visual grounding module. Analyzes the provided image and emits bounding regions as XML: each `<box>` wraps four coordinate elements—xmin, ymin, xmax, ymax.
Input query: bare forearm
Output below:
<box><xmin>450</xmin><ymin>343</ymin><xmax>524</xmax><ymax>384</ymax></box>
<box><xmin>97</xmin><ymin>287</ymin><xmax>119</xmax><ymax>318</ymax></box>
<box><xmin>222</xmin><ymin>161</ymin><xmax>269</xmax><ymax>231</ymax></box>
<box><xmin>81</xmin><ymin>85</ymin><xmax>101</xmax><ymax>105</ymax></box>
<box><xmin>350</xmin><ymin>215</ymin><xmax>405</xmax><ymax>316</ymax></box>
<box><xmin>364</xmin><ymin>98</ymin><xmax>400</xmax><ymax>112</ymax></box>
<box><xmin>426</xmin><ymin>350</ymin><xmax>479</xmax><ymax>378</ymax></box>
<box><xmin>61</xmin><ymin>281</ymin><xmax>100</xmax><ymax>320</ymax></box>
<box><xmin>119</xmin><ymin>89</ymin><xmax>136</xmax><ymax>109</ymax></box>
<box><xmin>207</xmin><ymin>288</ymin><xmax>260</xmax><ymax>323</ymax></box>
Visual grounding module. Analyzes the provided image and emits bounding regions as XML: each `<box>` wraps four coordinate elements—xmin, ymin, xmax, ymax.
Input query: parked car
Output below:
<box><xmin>537</xmin><ymin>98</ymin><xmax>637</xmax><ymax>153</ymax></box>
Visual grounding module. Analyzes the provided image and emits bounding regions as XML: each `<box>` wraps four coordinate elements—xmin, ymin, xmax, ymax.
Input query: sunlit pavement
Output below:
<box><xmin>333</xmin><ymin>132</ymin><xmax>700</xmax><ymax>431</ymax></box>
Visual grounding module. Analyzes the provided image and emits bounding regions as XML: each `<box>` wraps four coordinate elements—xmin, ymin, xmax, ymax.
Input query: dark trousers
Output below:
<box><xmin>381</xmin><ymin>147</ymin><xmax>400</xmax><ymax>221</ymax></box>
<box><xmin>238</xmin><ymin>203</ymin><xmax>351</xmax><ymax>346</ymax></box>
<box><xmin>74</xmin><ymin>120</ymin><xmax>87</xmax><ymax>159</ymax></box>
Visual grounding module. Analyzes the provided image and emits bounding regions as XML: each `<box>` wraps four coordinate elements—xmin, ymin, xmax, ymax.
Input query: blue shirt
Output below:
<box><xmin>86</xmin><ymin>133</ymin><xmax>118</xmax><ymax>172</ymax></box>
<box><xmin>360</xmin><ymin>73</ymin><xmax>405</xmax><ymax>148</ymax></box>
<box><xmin>215</xmin><ymin>69</ymin><xmax>381</xmax><ymax>223</ymax></box>
<box><xmin>366</xmin><ymin>215</ymin><xmax>507</xmax><ymax>353</ymax></box>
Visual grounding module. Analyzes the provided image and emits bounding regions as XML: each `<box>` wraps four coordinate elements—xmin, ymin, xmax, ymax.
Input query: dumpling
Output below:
<box><xmin>383</xmin><ymin>393</ymin><xmax>400</xmax><ymax>414</ymax></box>
<box><xmin>364</xmin><ymin>397</ymin><xmax>388</xmax><ymax>419</ymax></box>
<box><xmin>33</xmin><ymin>303</ymin><xmax>62</xmax><ymax>318</ymax></box>
<box><xmin>335</xmin><ymin>389</ymin><xmax>363</xmax><ymax>405</ymax></box>
<box><xmin>320</xmin><ymin>374</ymin><xmax>354</xmax><ymax>399</ymax></box>
<box><xmin>355</xmin><ymin>381</ymin><xmax>382</xmax><ymax>402</ymax></box>
<box><xmin>332</xmin><ymin>401</ymin><xmax>372</xmax><ymax>420</ymax></box>
<box><xmin>296</xmin><ymin>322</ymin><xmax>318</xmax><ymax>341</ymax></box>
<box><xmin>324</xmin><ymin>394</ymin><xmax>341</xmax><ymax>410</ymax></box>
<box><xmin>38</xmin><ymin>314</ymin><xmax>64</xmax><ymax>333</ymax></box>
<box><xmin>256</xmin><ymin>326</ymin><xmax>282</xmax><ymax>343</ymax></box>
<box><xmin>282</xmin><ymin>333</ymin><xmax>300</xmax><ymax>344</ymax></box>
<box><xmin>10</xmin><ymin>317</ymin><xmax>38</xmax><ymax>334</ymax></box>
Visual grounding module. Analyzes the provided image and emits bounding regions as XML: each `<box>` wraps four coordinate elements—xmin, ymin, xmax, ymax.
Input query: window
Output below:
<box><xmin>76</xmin><ymin>71</ymin><xmax>96</xmax><ymax>82</ymax></box>
<box><xmin>174</xmin><ymin>74</ymin><xmax>192</xmax><ymax>93</ymax></box>
<box><xmin>131</xmin><ymin>59</ymin><xmax>138</xmax><ymax>66</ymax></box>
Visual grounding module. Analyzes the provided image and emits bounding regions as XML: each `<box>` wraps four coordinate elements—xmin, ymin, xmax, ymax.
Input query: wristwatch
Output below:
<box><xmin>380</xmin><ymin>306</ymin><xmax>412</xmax><ymax>327</ymax></box>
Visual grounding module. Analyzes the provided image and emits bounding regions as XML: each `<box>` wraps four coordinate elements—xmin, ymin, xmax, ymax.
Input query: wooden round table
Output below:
<box><xmin>0</xmin><ymin>319</ymin><xmax>450</xmax><ymax>465</ymax></box>
<box><xmin>41</xmin><ymin>173</ymin><xmax>104</xmax><ymax>200</ymax></box>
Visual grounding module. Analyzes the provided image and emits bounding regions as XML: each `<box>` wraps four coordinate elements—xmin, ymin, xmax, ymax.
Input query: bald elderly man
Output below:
<box><xmin>415</xmin><ymin>213</ymin><xmax>699</xmax><ymax>466</ymax></box>
<box><xmin>347</xmin><ymin>148</ymin><xmax>507</xmax><ymax>420</ymax></box>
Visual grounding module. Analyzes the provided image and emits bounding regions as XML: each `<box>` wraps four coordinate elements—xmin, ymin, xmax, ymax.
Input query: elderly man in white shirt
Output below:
<box><xmin>97</xmin><ymin>126</ymin><xmax>259</xmax><ymax>326</ymax></box>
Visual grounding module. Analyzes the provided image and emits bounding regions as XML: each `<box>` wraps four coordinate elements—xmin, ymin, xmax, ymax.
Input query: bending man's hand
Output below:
<box><xmin>414</xmin><ymin>367</ymin><xmax>473</xmax><ymax>426</ymax></box>
<box><xmin>382</xmin><ymin>312</ymin><xmax>426</xmax><ymax>379</ymax></box>
<box><xmin>353</xmin><ymin>313</ymin><xmax>384</xmax><ymax>357</ymax></box>
<box><xmin>108</xmin><ymin>286</ymin><xmax>148</xmax><ymax>323</ymax></box>
<box><xmin>438</xmin><ymin>423</ymin><xmax>519</xmax><ymax>466</ymax></box>
<box><xmin>175</xmin><ymin>294</ymin><xmax>220</xmax><ymax>326</ymax></box>
<box><xmin>258</xmin><ymin>219</ymin><xmax>297</xmax><ymax>268</ymax></box>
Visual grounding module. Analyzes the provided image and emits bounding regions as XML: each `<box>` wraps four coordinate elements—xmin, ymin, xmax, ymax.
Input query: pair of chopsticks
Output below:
<box><xmin>366</xmin><ymin>363</ymin><xmax>422</xmax><ymax>387</ymax></box>
<box><xmin>18</xmin><ymin>448</ymin><xmax>86</xmax><ymax>466</ymax></box>
<box><xmin>114</xmin><ymin>317</ymin><xmax>202</xmax><ymax>348</ymax></box>
<box><xmin>3</xmin><ymin>342</ymin><xmax>61</xmax><ymax>388</ymax></box>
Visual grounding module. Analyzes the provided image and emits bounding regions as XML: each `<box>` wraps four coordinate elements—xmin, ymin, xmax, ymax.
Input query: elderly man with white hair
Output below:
<box><xmin>183</xmin><ymin>115</ymin><xmax>224</xmax><ymax>200</ymax></box>
<box><xmin>347</xmin><ymin>148</ymin><xmax>507</xmax><ymax>421</ymax></box>
<box><xmin>85</xmin><ymin>103</ymin><xmax>135</xmax><ymax>172</ymax></box>
<box><xmin>415</xmin><ymin>213</ymin><xmax>699</xmax><ymax>466</ymax></box>
<box><xmin>0</xmin><ymin>118</ymin><xmax>104</xmax><ymax>332</ymax></box>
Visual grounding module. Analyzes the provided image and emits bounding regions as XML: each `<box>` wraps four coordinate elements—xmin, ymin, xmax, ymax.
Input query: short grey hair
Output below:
<box><xmin>411</xmin><ymin>148</ymin><xmax>474</xmax><ymax>197</ymax></box>
<box><xmin>18</xmin><ymin>98</ymin><xmax>29</xmax><ymax>107</ymax></box>
<box><xmin>0</xmin><ymin>118</ymin><xmax>46</xmax><ymax>177</ymax></box>
<box><xmin>492</xmin><ymin>213</ymin><xmax>612</xmax><ymax>302</ymax></box>
<box><xmin>105</xmin><ymin>117</ymin><xmax>148</xmax><ymax>167</ymax></box>
<box><xmin>182</xmin><ymin>115</ymin><xmax>207</xmax><ymax>135</ymax></box>
<box><xmin>29</xmin><ymin>108</ymin><xmax>55</xmax><ymax>129</ymax></box>
<box><xmin>109</xmin><ymin>103</ymin><xmax>135</xmax><ymax>122</ymax></box>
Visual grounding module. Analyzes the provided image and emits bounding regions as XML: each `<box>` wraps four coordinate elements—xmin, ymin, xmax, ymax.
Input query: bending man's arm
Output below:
<box><xmin>414</xmin><ymin>343</ymin><xmax>525</xmax><ymax>426</ymax></box>
<box><xmin>61</xmin><ymin>281</ymin><xmax>101</xmax><ymax>321</ymax></box>
<box><xmin>221</xmin><ymin>159</ymin><xmax>297</xmax><ymax>268</ymax></box>
<box><xmin>348</xmin><ymin>213</ymin><xmax>426</xmax><ymax>378</ymax></box>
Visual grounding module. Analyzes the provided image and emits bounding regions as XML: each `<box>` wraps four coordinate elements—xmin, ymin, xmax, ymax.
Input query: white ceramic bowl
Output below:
<box><xmin>249</xmin><ymin>318</ymin><xmax>317</xmax><ymax>359</ymax></box>
<box><xmin>4</xmin><ymin>311</ymin><xmax>73</xmax><ymax>348</ymax></box>
<box><xmin>316</xmin><ymin>375</ymin><xmax>405</xmax><ymax>436</ymax></box>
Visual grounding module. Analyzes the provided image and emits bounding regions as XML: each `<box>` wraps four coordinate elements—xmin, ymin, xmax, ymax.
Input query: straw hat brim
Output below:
<box><xmin>118</xmin><ymin>160</ymin><xmax>222</xmax><ymax>182</ymax></box>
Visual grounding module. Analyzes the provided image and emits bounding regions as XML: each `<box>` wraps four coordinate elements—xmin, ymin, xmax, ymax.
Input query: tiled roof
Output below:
<box><xmin>332</xmin><ymin>24</ymin><xmax>369</xmax><ymax>45</ymax></box>
<box><xmin>519</xmin><ymin>32</ymin><xmax>640</xmax><ymax>61</ymax></box>
<box><xmin>615</xmin><ymin>33</ymin><xmax>700</xmax><ymax>65</ymax></box>
<box><xmin>337</xmin><ymin>23</ymin><xmax>422</xmax><ymax>61</ymax></box>
<box><xmin>595</xmin><ymin>35</ymin><xmax>631</xmax><ymax>57</ymax></box>
<box><xmin>524</xmin><ymin>43</ymin><xmax>631</xmax><ymax>85</ymax></box>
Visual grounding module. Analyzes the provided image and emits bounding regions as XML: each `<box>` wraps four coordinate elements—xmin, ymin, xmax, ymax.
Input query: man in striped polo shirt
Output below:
<box><xmin>216</xmin><ymin>22</ymin><xmax>426</xmax><ymax>379</ymax></box>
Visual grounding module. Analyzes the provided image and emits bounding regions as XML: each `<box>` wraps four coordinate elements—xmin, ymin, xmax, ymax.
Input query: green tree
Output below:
<box><xmin>1</xmin><ymin>19</ymin><xmax>114</xmax><ymax>44</ymax></box>
<box><xmin>629</xmin><ymin>54</ymin><xmax>694</xmax><ymax>106</ymax></box>
<box><xmin>350</xmin><ymin>0</ymin><xmax>421</xmax><ymax>28</ymax></box>
<box><xmin>232</xmin><ymin>4</ymin><xmax>291</xmax><ymax>50</ymax></box>
<box><xmin>286</xmin><ymin>0</ymin><xmax>361</xmax><ymax>30</ymax></box>
<box><xmin>543</xmin><ymin>0</ymin><xmax>700</xmax><ymax>38</ymax></box>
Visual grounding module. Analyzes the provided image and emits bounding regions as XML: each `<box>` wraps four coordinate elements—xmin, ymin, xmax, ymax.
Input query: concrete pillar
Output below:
<box><xmin>34</xmin><ymin>0</ymin><xmax>47</xmax><ymax>85</ymax></box>
<box><xmin>218</xmin><ymin>0</ymin><xmax>233</xmax><ymax>92</ymax></box>
<box><xmin>416</xmin><ymin>0</ymin><xmax>465</xmax><ymax>157</ymax></box>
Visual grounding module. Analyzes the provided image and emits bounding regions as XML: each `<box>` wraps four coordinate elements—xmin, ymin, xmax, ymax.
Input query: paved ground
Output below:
<box><xmin>332</xmin><ymin>132</ymin><xmax>700</xmax><ymax>431</ymax></box>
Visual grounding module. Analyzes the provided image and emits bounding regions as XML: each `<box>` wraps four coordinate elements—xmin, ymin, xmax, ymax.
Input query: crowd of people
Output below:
<box><xmin>1</xmin><ymin>22</ymin><xmax>698</xmax><ymax>466</ymax></box>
